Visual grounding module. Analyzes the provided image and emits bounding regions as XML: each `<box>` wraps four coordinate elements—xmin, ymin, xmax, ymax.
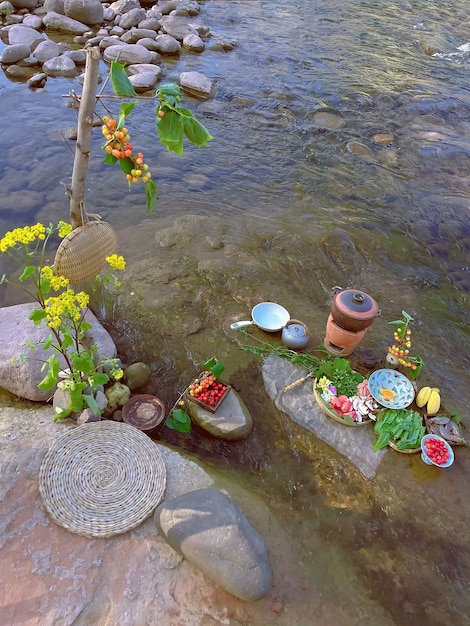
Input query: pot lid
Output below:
<box><xmin>333</xmin><ymin>289</ymin><xmax>380</xmax><ymax>320</ymax></box>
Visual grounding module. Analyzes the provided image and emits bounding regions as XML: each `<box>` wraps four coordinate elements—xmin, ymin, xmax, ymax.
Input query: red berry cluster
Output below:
<box><xmin>423</xmin><ymin>437</ymin><xmax>451</xmax><ymax>465</ymax></box>
<box><xmin>188</xmin><ymin>372</ymin><xmax>228</xmax><ymax>407</ymax></box>
<box><xmin>101</xmin><ymin>116</ymin><xmax>152</xmax><ymax>184</ymax></box>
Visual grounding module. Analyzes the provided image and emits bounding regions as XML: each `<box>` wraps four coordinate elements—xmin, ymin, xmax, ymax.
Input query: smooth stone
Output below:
<box><xmin>310</xmin><ymin>109</ymin><xmax>346</xmax><ymax>129</ymax></box>
<box><xmin>77</xmin><ymin>408</ymin><xmax>101</xmax><ymax>424</ymax></box>
<box><xmin>371</xmin><ymin>132</ymin><xmax>394</xmax><ymax>145</ymax></box>
<box><xmin>262</xmin><ymin>355</ymin><xmax>386</xmax><ymax>480</ymax></box>
<box><xmin>179</xmin><ymin>70</ymin><xmax>214</xmax><ymax>98</ymax></box>
<box><xmin>152</xmin><ymin>33</ymin><xmax>181</xmax><ymax>54</ymax></box>
<box><xmin>346</xmin><ymin>141</ymin><xmax>375</xmax><ymax>158</ymax></box>
<box><xmin>0</xmin><ymin>43</ymin><xmax>31</xmax><ymax>63</ymax></box>
<box><xmin>42</xmin><ymin>11</ymin><xmax>89</xmax><ymax>34</ymax></box>
<box><xmin>27</xmin><ymin>72</ymin><xmax>47</xmax><ymax>87</ymax></box>
<box><xmin>137</xmin><ymin>17</ymin><xmax>160</xmax><ymax>31</ymax></box>
<box><xmin>103</xmin><ymin>43</ymin><xmax>155</xmax><ymax>64</ymax></box>
<box><xmin>128</xmin><ymin>69</ymin><xmax>160</xmax><ymax>91</ymax></box>
<box><xmin>118</xmin><ymin>6</ymin><xmax>145</xmax><ymax>29</ymax></box>
<box><xmin>159</xmin><ymin>14</ymin><xmax>198</xmax><ymax>41</ymax></box>
<box><xmin>0</xmin><ymin>302</ymin><xmax>117</xmax><ymax>402</ymax></box>
<box><xmin>154</xmin><ymin>488</ymin><xmax>272</xmax><ymax>601</ymax></box>
<box><xmin>183</xmin><ymin>32</ymin><xmax>204</xmax><ymax>52</ymax></box>
<box><xmin>121</xmin><ymin>27</ymin><xmax>157</xmax><ymax>43</ymax></box>
<box><xmin>186</xmin><ymin>388</ymin><xmax>253</xmax><ymax>440</ymax></box>
<box><xmin>42</xmin><ymin>54</ymin><xmax>77</xmax><ymax>77</ymax></box>
<box><xmin>8</xmin><ymin>24</ymin><xmax>45</xmax><ymax>48</ymax></box>
<box><xmin>5</xmin><ymin>64</ymin><xmax>29</xmax><ymax>78</ymax></box>
<box><xmin>22</xmin><ymin>14</ymin><xmax>43</xmax><ymax>28</ymax></box>
<box><xmin>32</xmin><ymin>39</ymin><xmax>60</xmax><ymax>62</ymax></box>
<box><xmin>123</xmin><ymin>361</ymin><xmax>152</xmax><ymax>390</ymax></box>
<box><xmin>43</xmin><ymin>0</ymin><xmax>65</xmax><ymax>12</ymax></box>
<box><xmin>64</xmin><ymin>0</ymin><xmax>103</xmax><ymax>26</ymax></box>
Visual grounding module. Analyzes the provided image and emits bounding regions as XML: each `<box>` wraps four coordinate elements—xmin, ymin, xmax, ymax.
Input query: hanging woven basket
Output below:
<box><xmin>54</xmin><ymin>221</ymin><xmax>118</xmax><ymax>284</ymax></box>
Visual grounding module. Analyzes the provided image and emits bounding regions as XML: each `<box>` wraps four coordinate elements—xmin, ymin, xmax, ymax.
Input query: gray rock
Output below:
<box><xmin>183</xmin><ymin>32</ymin><xmax>204</xmax><ymax>52</ymax></box>
<box><xmin>42</xmin><ymin>11</ymin><xmax>89</xmax><ymax>34</ymax></box>
<box><xmin>4</xmin><ymin>64</ymin><xmax>29</xmax><ymax>78</ymax></box>
<box><xmin>157</xmin><ymin>0</ymin><xmax>178</xmax><ymax>15</ymax></box>
<box><xmin>0</xmin><ymin>43</ymin><xmax>31</xmax><ymax>64</ymax></box>
<box><xmin>77</xmin><ymin>408</ymin><xmax>101</xmax><ymax>424</ymax></box>
<box><xmin>154</xmin><ymin>488</ymin><xmax>272</xmax><ymax>601</ymax></box>
<box><xmin>136</xmin><ymin>37</ymin><xmax>162</xmax><ymax>52</ymax></box>
<box><xmin>0</xmin><ymin>302</ymin><xmax>117</xmax><ymax>402</ymax></box>
<box><xmin>187</xmin><ymin>388</ymin><xmax>253</xmax><ymax>440</ymax></box>
<box><xmin>103</xmin><ymin>42</ymin><xmax>155</xmax><ymax>64</ymax></box>
<box><xmin>123</xmin><ymin>361</ymin><xmax>152</xmax><ymax>390</ymax></box>
<box><xmin>22</xmin><ymin>14</ymin><xmax>43</xmax><ymax>28</ymax></box>
<box><xmin>108</xmin><ymin>0</ymin><xmax>140</xmax><ymax>15</ymax></box>
<box><xmin>64</xmin><ymin>0</ymin><xmax>103</xmax><ymax>25</ymax></box>
<box><xmin>9</xmin><ymin>0</ymin><xmax>38</xmax><ymax>9</ymax></box>
<box><xmin>63</xmin><ymin>48</ymin><xmax>87</xmax><ymax>64</ymax></box>
<box><xmin>179</xmin><ymin>70</ymin><xmax>214</xmax><ymax>98</ymax></box>
<box><xmin>109</xmin><ymin>25</ymin><xmax>124</xmax><ymax>36</ymax></box>
<box><xmin>159</xmin><ymin>14</ymin><xmax>198</xmax><ymax>41</ymax></box>
<box><xmin>128</xmin><ymin>70</ymin><xmax>160</xmax><ymax>91</ymax></box>
<box><xmin>137</xmin><ymin>17</ymin><xmax>160</xmax><ymax>31</ymax></box>
<box><xmin>43</xmin><ymin>0</ymin><xmax>65</xmax><ymax>13</ymax></box>
<box><xmin>27</xmin><ymin>72</ymin><xmax>47</xmax><ymax>87</ymax></box>
<box><xmin>118</xmin><ymin>6</ymin><xmax>145</xmax><ymax>29</ymax></box>
<box><xmin>95</xmin><ymin>389</ymin><xmax>108</xmax><ymax>411</ymax></box>
<box><xmin>121</xmin><ymin>27</ymin><xmax>157</xmax><ymax>43</ymax></box>
<box><xmin>153</xmin><ymin>33</ymin><xmax>180</xmax><ymax>54</ymax></box>
<box><xmin>52</xmin><ymin>387</ymin><xmax>72</xmax><ymax>413</ymax></box>
<box><xmin>262</xmin><ymin>355</ymin><xmax>387</xmax><ymax>480</ymax></box>
<box><xmin>98</xmin><ymin>35</ymin><xmax>122</xmax><ymax>49</ymax></box>
<box><xmin>102</xmin><ymin>7</ymin><xmax>115</xmax><ymax>21</ymax></box>
<box><xmin>8</xmin><ymin>24</ymin><xmax>45</xmax><ymax>49</ymax></box>
<box><xmin>0</xmin><ymin>1</ymin><xmax>15</xmax><ymax>14</ymax></box>
<box><xmin>43</xmin><ymin>54</ymin><xmax>77</xmax><ymax>77</ymax></box>
<box><xmin>32</xmin><ymin>39</ymin><xmax>60</xmax><ymax>62</ymax></box>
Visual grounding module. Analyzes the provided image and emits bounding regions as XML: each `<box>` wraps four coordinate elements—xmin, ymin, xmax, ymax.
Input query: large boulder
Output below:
<box><xmin>42</xmin><ymin>55</ymin><xmax>77</xmax><ymax>77</ymax></box>
<box><xmin>64</xmin><ymin>0</ymin><xmax>103</xmax><ymax>26</ymax></box>
<box><xmin>0</xmin><ymin>44</ymin><xmax>31</xmax><ymax>64</ymax></box>
<box><xmin>0</xmin><ymin>302</ymin><xmax>116</xmax><ymax>401</ymax></box>
<box><xmin>42</xmin><ymin>11</ymin><xmax>90</xmax><ymax>34</ymax></box>
<box><xmin>8</xmin><ymin>24</ymin><xmax>45</xmax><ymax>50</ymax></box>
<box><xmin>154</xmin><ymin>487</ymin><xmax>272</xmax><ymax>601</ymax></box>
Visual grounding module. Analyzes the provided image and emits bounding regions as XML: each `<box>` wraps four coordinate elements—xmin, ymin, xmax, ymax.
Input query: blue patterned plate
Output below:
<box><xmin>368</xmin><ymin>369</ymin><xmax>415</xmax><ymax>409</ymax></box>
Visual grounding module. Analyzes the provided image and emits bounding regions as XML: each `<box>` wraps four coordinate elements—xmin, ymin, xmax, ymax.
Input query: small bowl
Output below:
<box><xmin>421</xmin><ymin>434</ymin><xmax>454</xmax><ymax>468</ymax></box>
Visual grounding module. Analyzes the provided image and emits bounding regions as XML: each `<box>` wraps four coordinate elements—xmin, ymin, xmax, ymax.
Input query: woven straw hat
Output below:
<box><xmin>54</xmin><ymin>220</ymin><xmax>118</xmax><ymax>284</ymax></box>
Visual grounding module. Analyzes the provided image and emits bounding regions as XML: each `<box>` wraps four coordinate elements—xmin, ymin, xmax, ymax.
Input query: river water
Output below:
<box><xmin>1</xmin><ymin>1</ymin><xmax>470</xmax><ymax>624</ymax></box>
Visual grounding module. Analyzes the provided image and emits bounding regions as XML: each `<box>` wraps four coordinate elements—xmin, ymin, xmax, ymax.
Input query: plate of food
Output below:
<box><xmin>368</xmin><ymin>369</ymin><xmax>415</xmax><ymax>410</ymax></box>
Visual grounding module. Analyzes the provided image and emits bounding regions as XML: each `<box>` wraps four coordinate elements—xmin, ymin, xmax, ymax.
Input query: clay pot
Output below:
<box><xmin>331</xmin><ymin>288</ymin><xmax>380</xmax><ymax>332</ymax></box>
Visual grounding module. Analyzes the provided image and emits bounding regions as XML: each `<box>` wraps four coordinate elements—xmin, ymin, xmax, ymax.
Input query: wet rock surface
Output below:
<box><xmin>187</xmin><ymin>388</ymin><xmax>254</xmax><ymax>440</ymax></box>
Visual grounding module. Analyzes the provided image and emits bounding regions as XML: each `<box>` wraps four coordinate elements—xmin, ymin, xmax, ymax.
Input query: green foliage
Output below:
<box><xmin>315</xmin><ymin>357</ymin><xmax>364</xmax><ymax>397</ymax></box>
<box><xmin>373</xmin><ymin>408</ymin><xmax>426</xmax><ymax>451</ymax></box>
<box><xmin>110</xmin><ymin>61</ymin><xmax>136</xmax><ymax>98</ymax></box>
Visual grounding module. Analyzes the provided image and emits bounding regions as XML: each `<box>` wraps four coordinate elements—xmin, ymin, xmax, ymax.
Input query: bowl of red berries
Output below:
<box><xmin>421</xmin><ymin>434</ymin><xmax>454</xmax><ymax>468</ymax></box>
<box><xmin>186</xmin><ymin>371</ymin><xmax>231</xmax><ymax>413</ymax></box>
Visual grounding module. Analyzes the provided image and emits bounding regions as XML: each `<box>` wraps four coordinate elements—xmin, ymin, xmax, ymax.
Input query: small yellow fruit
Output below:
<box><xmin>426</xmin><ymin>389</ymin><xmax>441</xmax><ymax>415</ymax></box>
<box><xmin>416</xmin><ymin>386</ymin><xmax>432</xmax><ymax>408</ymax></box>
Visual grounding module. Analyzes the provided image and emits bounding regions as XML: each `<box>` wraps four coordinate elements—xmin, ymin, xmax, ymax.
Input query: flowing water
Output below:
<box><xmin>1</xmin><ymin>1</ymin><xmax>470</xmax><ymax>624</ymax></box>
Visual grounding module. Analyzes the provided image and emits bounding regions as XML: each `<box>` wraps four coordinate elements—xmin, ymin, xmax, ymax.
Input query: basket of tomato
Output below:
<box><xmin>186</xmin><ymin>371</ymin><xmax>231</xmax><ymax>413</ymax></box>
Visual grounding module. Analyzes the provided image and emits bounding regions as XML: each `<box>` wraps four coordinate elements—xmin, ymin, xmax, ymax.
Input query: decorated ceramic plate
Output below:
<box><xmin>368</xmin><ymin>369</ymin><xmax>415</xmax><ymax>409</ymax></box>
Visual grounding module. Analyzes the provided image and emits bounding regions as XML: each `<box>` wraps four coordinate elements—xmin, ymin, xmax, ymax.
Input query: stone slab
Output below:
<box><xmin>262</xmin><ymin>354</ymin><xmax>386</xmax><ymax>479</ymax></box>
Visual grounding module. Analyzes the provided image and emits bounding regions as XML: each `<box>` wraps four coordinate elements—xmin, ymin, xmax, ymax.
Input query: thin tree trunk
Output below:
<box><xmin>69</xmin><ymin>47</ymin><xmax>101</xmax><ymax>229</ymax></box>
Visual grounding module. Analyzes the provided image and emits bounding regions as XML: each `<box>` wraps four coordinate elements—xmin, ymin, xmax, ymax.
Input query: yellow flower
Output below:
<box><xmin>41</xmin><ymin>266</ymin><xmax>70</xmax><ymax>291</ymax></box>
<box><xmin>0</xmin><ymin>223</ymin><xmax>46</xmax><ymax>252</ymax></box>
<box><xmin>111</xmin><ymin>368</ymin><xmax>124</xmax><ymax>380</ymax></box>
<box><xmin>57</xmin><ymin>221</ymin><xmax>73</xmax><ymax>238</ymax></box>
<box><xmin>106</xmin><ymin>254</ymin><xmax>126</xmax><ymax>271</ymax></box>
<box><xmin>44</xmin><ymin>289</ymin><xmax>89</xmax><ymax>329</ymax></box>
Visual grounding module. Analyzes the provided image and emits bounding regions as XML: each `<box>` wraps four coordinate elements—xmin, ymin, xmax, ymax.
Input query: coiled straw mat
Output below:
<box><xmin>54</xmin><ymin>220</ymin><xmax>118</xmax><ymax>284</ymax></box>
<box><xmin>39</xmin><ymin>421</ymin><xmax>166</xmax><ymax>538</ymax></box>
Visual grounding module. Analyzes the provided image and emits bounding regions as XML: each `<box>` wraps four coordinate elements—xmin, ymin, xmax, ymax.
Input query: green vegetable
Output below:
<box><xmin>373</xmin><ymin>408</ymin><xmax>425</xmax><ymax>451</ymax></box>
<box><xmin>314</xmin><ymin>357</ymin><xmax>364</xmax><ymax>397</ymax></box>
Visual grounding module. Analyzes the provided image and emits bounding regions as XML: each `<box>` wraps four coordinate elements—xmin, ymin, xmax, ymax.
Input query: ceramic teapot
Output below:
<box><xmin>281</xmin><ymin>319</ymin><xmax>309</xmax><ymax>350</ymax></box>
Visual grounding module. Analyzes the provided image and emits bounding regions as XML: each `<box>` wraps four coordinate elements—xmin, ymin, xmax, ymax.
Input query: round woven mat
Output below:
<box><xmin>39</xmin><ymin>421</ymin><xmax>166</xmax><ymax>538</ymax></box>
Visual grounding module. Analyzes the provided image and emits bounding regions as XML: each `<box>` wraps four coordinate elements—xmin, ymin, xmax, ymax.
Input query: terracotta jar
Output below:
<box><xmin>330</xmin><ymin>287</ymin><xmax>380</xmax><ymax>332</ymax></box>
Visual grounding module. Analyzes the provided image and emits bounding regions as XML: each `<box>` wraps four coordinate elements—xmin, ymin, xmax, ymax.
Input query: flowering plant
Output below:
<box><xmin>0</xmin><ymin>222</ymin><xmax>126</xmax><ymax>420</ymax></box>
<box><xmin>387</xmin><ymin>310</ymin><xmax>424</xmax><ymax>380</ymax></box>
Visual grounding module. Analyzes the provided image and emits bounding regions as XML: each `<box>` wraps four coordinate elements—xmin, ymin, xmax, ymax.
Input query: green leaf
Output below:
<box><xmin>18</xmin><ymin>265</ymin><xmax>36</xmax><ymax>282</ymax></box>
<box><xmin>388</xmin><ymin>319</ymin><xmax>404</xmax><ymax>326</ymax></box>
<box><xmin>89</xmin><ymin>372</ymin><xmax>109</xmax><ymax>387</ymax></box>
<box><xmin>156</xmin><ymin>83</ymin><xmax>182</xmax><ymax>102</ymax></box>
<box><xmin>145</xmin><ymin>179</ymin><xmax>157</xmax><ymax>214</ymax></box>
<box><xmin>156</xmin><ymin>109</ymin><xmax>184</xmax><ymax>154</ymax></box>
<box><xmin>72</xmin><ymin>351</ymin><xmax>95</xmax><ymax>376</ymax></box>
<box><xmin>119</xmin><ymin>156</ymin><xmax>134</xmax><ymax>175</ymax></box>
<box><xmin>40</xmin><ymin>279</ymin><xmax>51</xmax><ymax>297</ymax></box>
<box><xmin>69</xmin><ymin>384</ymin><xmax>86</xmax><ymax>412</ymax></box>
<box><xmin>38</xmin><ymin>372</ymin><xmax>58</xmax><ymax>391</ymax></box>
<box><xmin>83</xmin><ymin>393</ymin><xmax>99</xmax><ymax>414</ymax></box>
<box><xmin>180</xmin><ymin>108</ymin><xmax>213</xmax><ymax>147</ymax></box>
<box><xmin>119</xmin><ymin>101</ymin><xmax>136</xmax><ymax>127</ymax></box>
<box><xmin>29</xmin><ymin>308</ymin><xmax>46</xmax><ymax>324</ymax></box>
<box><xmin>104</xmin><ymin>153</ymin><xmax>118</xmax><ymax>165</ymax></box>
<box><xmin>166</xmin><ymin>409</ymin><xmax>191</xmax><ymax>432</ymax></box>
<box><xmin>210</xmin><ymin>362</ymin><xmax>225</xmax><ymax>378</ymax></box>
<box><xmin>54</xmin><ymin>407</ymin><xmax>72</xmax><ymax>422</ymax></box>
<box><xmin>110</xmin><ymin>60</ymin><xmax>137</xmax><ymax>97</ymax></box>
<box><xmin>42</xmin><ymin>335</ymin><xmax>54</xmax><ymax>350</ymax></box>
